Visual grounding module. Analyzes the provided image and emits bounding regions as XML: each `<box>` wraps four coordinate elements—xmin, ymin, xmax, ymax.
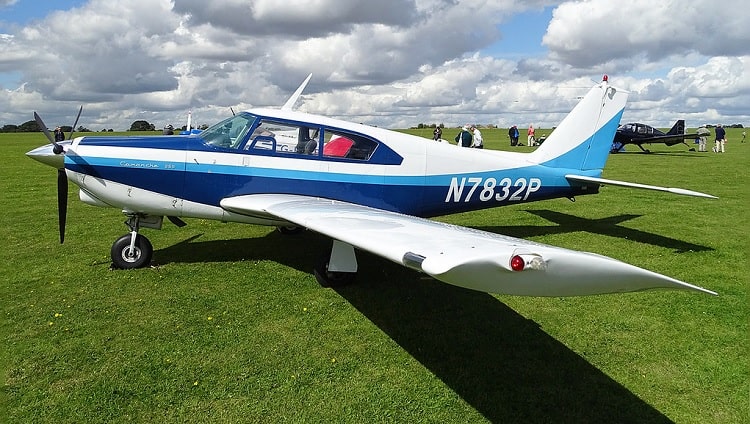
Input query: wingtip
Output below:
<box><xmin>668</xmin><ymin>187</ymin><xmax>718</xmax><ymax>199</ymax></box>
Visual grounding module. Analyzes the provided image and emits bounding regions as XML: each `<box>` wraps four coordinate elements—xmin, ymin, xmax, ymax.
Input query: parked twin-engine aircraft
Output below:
<box><xmin>611</xmin><ymin>119</ymin><xmax>700</xmax><ymax>153</ymax></box>
<box><xmin>27</xmin><ymin>75</ymin><xmax>717</xmax><ymax>296</ymax></box>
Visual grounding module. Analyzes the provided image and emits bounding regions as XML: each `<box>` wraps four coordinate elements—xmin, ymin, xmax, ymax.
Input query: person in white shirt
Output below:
<box><xmin>471</xmin><ymin>125</ymin><xmax>483</xmax><ymax>149</ymax></box>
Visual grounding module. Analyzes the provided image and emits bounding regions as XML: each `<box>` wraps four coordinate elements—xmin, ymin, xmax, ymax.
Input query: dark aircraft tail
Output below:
<box><xmin>667</xmin><ymin>119</ymin><xmax>685</xmax><ymax>135</ymax></box>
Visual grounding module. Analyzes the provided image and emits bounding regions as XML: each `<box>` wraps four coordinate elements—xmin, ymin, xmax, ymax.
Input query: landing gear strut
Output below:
<box><xmin>111</xmin><ymin>214</ymin><xmax>153</xmax><ymax>269</ymax></box>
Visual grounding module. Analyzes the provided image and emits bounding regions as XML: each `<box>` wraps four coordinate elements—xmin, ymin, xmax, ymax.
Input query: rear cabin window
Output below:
<box><xmin>322</xmin><ymin>130</ymin><xmax>377</xmax><ymax>160</ymax></box>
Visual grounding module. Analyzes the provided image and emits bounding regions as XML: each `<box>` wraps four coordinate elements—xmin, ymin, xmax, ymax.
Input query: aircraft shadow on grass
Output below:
<box><xmin>334</xmin><ymin>261</ymin><xmax>673</xmax><ymax>423</ymax></box>
<box><xmin>154</xmin><ymin>210</ymin><xmax>711</xmax><ymax>267</ymax></box>
<box><xmin>153</xmin><ymin>222</ymin><xmax>698</xmax><ymax>422</ymax></box>
<box><xmin>481</xmin><ymin>210</ymin><xmax>713</xmax><ymax>253</ymax></box>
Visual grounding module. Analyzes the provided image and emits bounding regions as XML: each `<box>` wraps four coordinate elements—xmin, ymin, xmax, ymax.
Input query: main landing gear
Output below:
<box><xmin>276</xmin><ymin>226</ymin><xmax>358</xmax><ymax>287</ymax></box>
<box><xmin>313</xmin><ymin>240</ymin><xmax>357</xmax><ymax>287</ymax></box>
<box><xmin>110</xmin><ymin>214</ymin><xmax>154</xmax><ymax>269</ymax></box>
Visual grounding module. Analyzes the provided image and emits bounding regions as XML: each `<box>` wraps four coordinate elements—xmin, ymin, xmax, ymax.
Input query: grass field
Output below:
<box><xmin>1</xmin><ymin>128</ymin><xmax>747</xmax><ymax>423</ymax></box>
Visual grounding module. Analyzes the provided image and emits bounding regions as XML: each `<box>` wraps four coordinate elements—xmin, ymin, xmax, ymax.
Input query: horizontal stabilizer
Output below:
<box><xmin>566</xmin><ymin>175</ymin><xmax>717</xmax><ymax>199</ymax></box>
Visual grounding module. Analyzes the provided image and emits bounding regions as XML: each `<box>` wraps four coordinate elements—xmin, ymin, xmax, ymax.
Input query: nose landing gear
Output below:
<box><xmin>110</xmin><ymin>214</ymin><xmax>154</xmax><ymax>269</ymax></box>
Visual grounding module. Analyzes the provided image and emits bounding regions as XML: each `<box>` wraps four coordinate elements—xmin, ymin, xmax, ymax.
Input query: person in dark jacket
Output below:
<box><xmin>433</xmin><ymin>126</ymin><xmax>442</xmax><ymax>141</ymax></box>
<box><xmin>455</xmin><ymin>125</ymin><xmax>472</xmax><ymax>147</ymax></box>
<box><xmin>714</xmin><ymin>124</ymin><xmax>726</xmax><ymax>153</ymax></box>
<box><xmin>54</xmin><ymin>126</ymin><xmax>65</xmax><ymax>142</ymax></box>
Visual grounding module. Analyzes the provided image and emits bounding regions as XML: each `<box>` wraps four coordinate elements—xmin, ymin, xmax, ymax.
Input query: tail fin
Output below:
<box><xmin>528</xmin><ymin>78</ymin><xmax>628</xmax><ymax>171</ymax></box>
<box><xmin>667</xmin><ymin>119</ymin><xmax>685</xmax><ymax>135</ymax></box>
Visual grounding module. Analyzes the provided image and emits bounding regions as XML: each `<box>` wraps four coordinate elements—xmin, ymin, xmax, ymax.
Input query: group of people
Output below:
<box><xmin>432</xmin><ymin>123</ymin><xmax>542</xmax><ymax>149</ymax></box>
<box><xmin>697</xmin><ymin>124</ymin><xmax>733</xmax><ymax>153</ymax></box>
<box><xmin>507</xmin><ymin>124</ymin><xmax>537</xmax><ymax>146</ymax></box>
<box><xmin>433</xmin><ymin>124</ymin><xmax>483</xmax><ymax>148</ymax></box>
<box><xmin>453</xmin><ymin>124</ymin><xmax>483</xmax><ymax>148</ymax></box>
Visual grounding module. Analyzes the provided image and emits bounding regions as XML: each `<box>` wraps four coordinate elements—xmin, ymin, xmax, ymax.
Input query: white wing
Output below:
<box><xmin>221</xmin><ymin>194</ymin><xmax>715</xmax><ymax>297</ymax></box>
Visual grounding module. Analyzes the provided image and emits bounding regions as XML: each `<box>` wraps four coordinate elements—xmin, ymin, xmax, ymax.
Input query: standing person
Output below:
<box><xmin>433</xmin><ymin>125</ymin><xmax>442</xmax><ymax>141</ymax></box>
<box><xmin>54</xmin><ymin>126</ymin><xmax>65</xmax><ymax>142</ymax></box>
<box><xmin>513</xmin><ymin>125</ymin><xmax>520</xmax><ymax>146</ymax></box>
<box><xmin>471</xmin><ymin>125</ymin><xmax>483</xmax><ymax>148</ymax></box>
<box><xmin>527</xmin><ymin>124</ymin><xmax>535</xmax><ymax>146</ymax></box>
<box><xmin>697</xmin><ymin>125</ymin><xmax>710</xmax><ymax>152</ymax></box>
<box><xmin>454</xmin><ymin>125</ymin><xmax>472</xmax><ymax>147</ymax></box>
<box><xmin>742</xmin><ymin>130</ymin><xmax>746</xmax><ymax>143</ymax></box>
<box><xmin>508</xmin><ymin>126</ymin><xmax>516</xmax><ymax>146</ymax></box>
<box><xmin>714</xmin><ymin>124</ymin><xmax>726</xmax><ymax>153</ymax></box>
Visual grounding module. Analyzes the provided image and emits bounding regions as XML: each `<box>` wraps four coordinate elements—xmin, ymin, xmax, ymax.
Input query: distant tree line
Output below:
<box><xmin>0</xmin><ymin>120</ymin><xmax>92</xmax><ymax>133</ymax></box>
<box><xmin>0</xmin><ymin>119</ymin><xmax>202</xmax><ymax>133</ymax></box>
<box><xmin>410</xmin><ymin>123</ymin><xmax>500</xmax><ymax>129</ymax></box>
<box><xmin>704</xmin><ymin>123</ymin><xmax>744</xmax><ymax>128</ymax></box>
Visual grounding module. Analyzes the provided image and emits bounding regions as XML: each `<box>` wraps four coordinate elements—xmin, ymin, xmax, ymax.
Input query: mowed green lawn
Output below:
<box><xmin>1</xmin><ymin>128</ymin><xmax>746</xmax><ymax>423</ymax></box>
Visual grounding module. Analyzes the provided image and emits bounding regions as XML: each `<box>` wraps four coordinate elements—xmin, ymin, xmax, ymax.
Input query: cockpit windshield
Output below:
<box><xmin>200</xmin><ymin>113</ymin><xmax>257</xmax><ymax>149</ymax></box>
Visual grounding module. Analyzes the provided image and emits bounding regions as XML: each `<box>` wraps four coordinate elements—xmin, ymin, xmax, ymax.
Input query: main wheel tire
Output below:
<box><xmin>313</xmin><ymin>254</ymin><xmax>356</xmax><ymax>287</ymax></box>
<box><xmin>277</xmin><ymin>225</ymin><xmax>304</xmax><ymax>235</ymax></box>
<box><xmin>111</xmin><ymin>234</ymin><xmax>153</xmax><ymax>269</ymax></box>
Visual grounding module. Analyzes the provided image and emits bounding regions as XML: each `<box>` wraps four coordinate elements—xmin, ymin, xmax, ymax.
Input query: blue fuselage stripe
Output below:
<box><xmin>65</xmin><ymin>154</ymin><xmax>596</xmax><ymax>217</ymax></box>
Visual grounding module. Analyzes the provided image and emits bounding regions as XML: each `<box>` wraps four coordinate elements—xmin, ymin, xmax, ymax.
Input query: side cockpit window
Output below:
<box><xmin>247</xmin><ymin>120</ymin><xmax>321</xmax><ymax>155</ymax></box>
<box><xmin>201</xmin><ymin>113</ymin><xmax>256</xmax><ymax>149</ymax></box>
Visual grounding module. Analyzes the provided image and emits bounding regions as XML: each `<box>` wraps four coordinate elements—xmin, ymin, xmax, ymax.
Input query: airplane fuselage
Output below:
<box><xmin>64</xmin><ymin>110</ymin><xmax>599</xmax><ymax>226</ymax></box>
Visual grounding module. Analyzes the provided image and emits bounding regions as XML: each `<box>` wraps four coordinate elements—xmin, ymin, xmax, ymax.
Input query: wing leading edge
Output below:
<box><xmin>221</xmin><ymin>194</ymin><xmax>715</xmax><ymax>297</ymax></box>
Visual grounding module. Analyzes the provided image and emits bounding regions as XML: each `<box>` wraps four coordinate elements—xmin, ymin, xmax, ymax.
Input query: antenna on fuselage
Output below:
<box><xmin>281</xmin><ymin>73</ymin><xmax>312</xmax><ymax>111</ymax></box>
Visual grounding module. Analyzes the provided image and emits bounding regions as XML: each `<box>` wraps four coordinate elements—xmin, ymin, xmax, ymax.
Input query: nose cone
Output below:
<box><xmin>26</xmin><ymin>142</ymin><xmax>70</xmax><ymax>169</ymax></box>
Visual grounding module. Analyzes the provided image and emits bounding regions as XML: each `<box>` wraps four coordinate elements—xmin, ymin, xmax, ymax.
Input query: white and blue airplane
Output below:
<box><xmin>27</xmin><ymin>75</ymin><xmax>717</xmax><ymax>296</ymax></box>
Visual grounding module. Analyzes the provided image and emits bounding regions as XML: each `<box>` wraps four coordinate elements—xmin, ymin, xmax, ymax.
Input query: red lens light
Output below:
<box><xmin>510</xmin><ymin>255</ymin><xmax>525</xmax><ymax>271</ymax></box>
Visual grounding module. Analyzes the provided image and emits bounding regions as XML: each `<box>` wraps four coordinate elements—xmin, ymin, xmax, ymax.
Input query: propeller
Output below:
<box><xmin>33</xmin><ymin>107</ymin><xmax>83</xmax><ymax>243</ymax></box>
<box><xmin>68</xmin><ymin>105</ymin><xmax>83</xmax><ymax>141</ymax></box>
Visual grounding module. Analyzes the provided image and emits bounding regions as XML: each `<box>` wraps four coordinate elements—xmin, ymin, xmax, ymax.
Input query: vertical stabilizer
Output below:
<box><xmin>667</xmin><ymin>119</ymin><xmax>685</xmax><ymax>135</ymax></box>
<box><xmin>528</xmin><ymin>77</ymin><xmax>628</xmax><ymax>171</ymax></box>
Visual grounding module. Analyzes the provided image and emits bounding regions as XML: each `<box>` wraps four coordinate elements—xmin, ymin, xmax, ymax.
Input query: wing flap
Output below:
<box><xmin>221</xmin><ymin>194</ymin><xmax>715</xmax><ymax>296</ymax></box>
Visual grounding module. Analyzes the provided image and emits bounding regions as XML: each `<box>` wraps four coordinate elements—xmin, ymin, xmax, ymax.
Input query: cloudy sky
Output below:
<box><xmin>1</xmin><ymin>0</ymin><xmax>748</xmax><ymax>131</ymax></box>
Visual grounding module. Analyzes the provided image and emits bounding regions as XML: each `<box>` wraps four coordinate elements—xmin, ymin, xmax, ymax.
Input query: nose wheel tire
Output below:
<box><xmin>111</xmin><ymin>234</ymin><xmax>153</xmax><ymax>269</ymax></box>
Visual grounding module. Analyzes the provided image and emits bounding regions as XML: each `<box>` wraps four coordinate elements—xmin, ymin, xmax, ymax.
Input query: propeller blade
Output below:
<box><xmin>34</xmin><ymin>111</ymin><xmax>64</xmax><ymax>154</ymax></box>
<box><xmin>34</xmin><ymin>112</ymin><xmax>55</xmax><ymax>143</ymax></box>
<box><xmin>57</xmin><ymin>169</ymin><xmax>68</xmax><ymax>243</ymax></box>
<box><xmin>68</xmin><ymin>105</ymin><xmax>83</xmax><ymax>140</ymax></box>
